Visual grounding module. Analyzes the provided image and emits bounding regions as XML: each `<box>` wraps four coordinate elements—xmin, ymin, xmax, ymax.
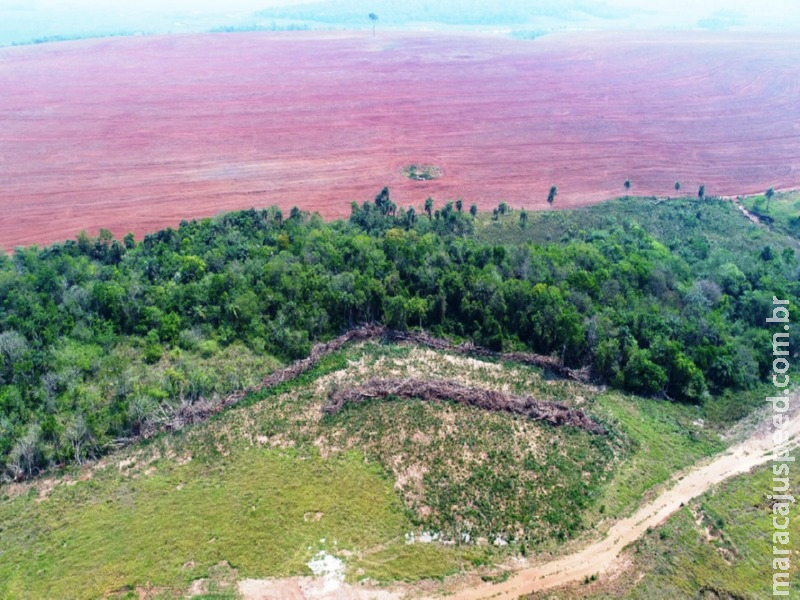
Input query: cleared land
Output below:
<box><xmin>1</xmin><ymin>30</ymin><xmax>799</xmax><ymax>250</ymax></box>
<box><xmin>446</xmin><ymin>397</ymin><xmax>800</xmax><ymax>599</ymax></box>
<box><xmin>0</xmin><ymin>341</ymin><xmax>726</xmax><ymax>598</ymax></box>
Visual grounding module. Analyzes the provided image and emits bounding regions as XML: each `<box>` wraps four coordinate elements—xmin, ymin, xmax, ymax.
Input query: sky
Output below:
<box><xmin>1</xmin><ymin>0</ymin><xmax>798</xmax><ymax>46</ymax></box>
<box><xmin>14</xmin><ymin>0</ymin><xmax>796</xmax><ymax>18</ymax></box>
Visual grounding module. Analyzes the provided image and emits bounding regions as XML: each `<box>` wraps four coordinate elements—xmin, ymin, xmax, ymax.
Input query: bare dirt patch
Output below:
<box><xmin>1</xmin><ymin>31</ymin><xmax>798</xmax><ymax>250</ymax></box>
<box><xmin>238</xmin><ymin>577</ymin><xmax>400</xmax><ymax>600</ymax></box>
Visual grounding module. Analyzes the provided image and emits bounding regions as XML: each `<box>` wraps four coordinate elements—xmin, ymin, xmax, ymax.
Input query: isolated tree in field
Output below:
<box><xmin>698</xmin><ymin>185</ymin><xmax>705</xmax><ymax>200</ymax></box>
<box><xmin>498</xmin><ymin>202</ymin><xmax>509</xmax><ymax>216</ymax></box>
<box><xmin>519</xmin><ymin>208</ymin><xmax>528</xmax><ymax>228</ymax></box>
<box><xmin>470</xmin><ymin>204</ymin><xmax>478</xmax><ymax>218</ymax></box>
<box><xmin>368</xmin><ymin>13</ymin><xmax>378</xmax><ymax>37</ymax></box>
<box><xmin>766</xmin><ymin>187</ymin><xmax>775</xmax><ymax>211</ymax></box>
<box><xmin>424</xmin><ymin>197</ymin><xmax>434</xmax><ymax>219</ymax></box>
<box><xmin>492</xmin><ymin>207</ymin><xmax>499</xmax><ymax>221</ymax></box>
<box><xmin>674</xmin><ymin>181</ymin><xmax>681</xmax><ymax>193</ymax></box>
<box><xmin>547</xmin><ymin>185</ymin><xmax>557</xmax><ymax>207</ymax></box>
<box><xmin>456</xmin><ymin>199</ymin><xmax>463</xmax><ymax>213</ymax></box>
<box><xmin>624</xmin><ymin>179</ymin><xmax>631</xmax><ymax>194</ymax></box>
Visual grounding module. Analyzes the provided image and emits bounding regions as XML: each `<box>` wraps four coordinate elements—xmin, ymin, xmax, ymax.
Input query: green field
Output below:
<box><xmin>0</xmin><ymin>341</ymin><xmax>745</xmax><ymax>598</ymax></box>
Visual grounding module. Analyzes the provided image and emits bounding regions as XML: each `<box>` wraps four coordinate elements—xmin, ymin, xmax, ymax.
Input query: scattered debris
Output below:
<box><xmin>324</xmin><ymin>378</ymin><xmax>605</xmax><ymax>435</ymax></box>
<box><xmin>138</xmin><ymin>325</ymin><xmax>594</xmax><ymax>442</ymax></box>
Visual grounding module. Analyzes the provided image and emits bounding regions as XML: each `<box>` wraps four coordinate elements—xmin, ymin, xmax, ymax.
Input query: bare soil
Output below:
<box><xmin>1</xmin><ymin>31</ymin><xmax>798</xmax><ymax>250</ymax></box>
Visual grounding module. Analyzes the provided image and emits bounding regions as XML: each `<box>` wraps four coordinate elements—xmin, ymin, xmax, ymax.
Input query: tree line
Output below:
<box><xmin>0</xmin><ymin>188</ymin><xmax>795</xmax><ymax>478</ymax></box>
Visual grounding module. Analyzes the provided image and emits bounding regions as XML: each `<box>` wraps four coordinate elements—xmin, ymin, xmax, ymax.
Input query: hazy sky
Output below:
<box><xmin>7</xmin><ymin>0</ymin><xmax>800</xmax><ymax>16</ymax></box>
<box><xmin>12</xmin><ymin>0</ymin><xmax>799</xmax><ymax>17</ymax></box>
<box><xmin>2</xmin><ymin>0</ymin><xmax>798</xmax><ymax>43</ymax></box>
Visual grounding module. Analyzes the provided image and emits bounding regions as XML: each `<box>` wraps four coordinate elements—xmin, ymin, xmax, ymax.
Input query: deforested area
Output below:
<box><xmin>2</xmin><ymin>7</ymin><xmax>799</xmax><ymax>597</ymax></box>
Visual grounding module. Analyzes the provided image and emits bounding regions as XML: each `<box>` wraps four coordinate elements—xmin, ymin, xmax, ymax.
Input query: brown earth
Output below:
<box><xmin>1</xmin><ymin>30</ymin><xmax>799</xmax><ymax>251</ymax></box>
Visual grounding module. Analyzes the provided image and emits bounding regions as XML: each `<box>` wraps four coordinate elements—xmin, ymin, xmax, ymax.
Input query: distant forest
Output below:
<box><xmin>0</xmin><ymin>191</ymin><xmax>796</xmax><ymax>479</ymax></box>
<box><xmin>254</xmin><ymin>0</ymin><xmax>628</xmax><ymax>27</ymax></box>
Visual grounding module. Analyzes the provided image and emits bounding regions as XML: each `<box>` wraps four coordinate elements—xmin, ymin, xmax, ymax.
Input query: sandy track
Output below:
<box><xmin>1</xmin><ymin>31</ymin><xmax>799</xmax><ymax>250</ymax></box>
<box><xmin>442</xmin><ymin>400</ymin><xmax>800</xmax><ymax>599</ymax></box>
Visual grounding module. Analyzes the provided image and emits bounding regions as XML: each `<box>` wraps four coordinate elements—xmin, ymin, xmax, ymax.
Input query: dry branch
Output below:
<box><xmin>145</xmin><ymin>324</ymin><xmax>592</xmax><ymax>437</ymax></box>
<box><xmin>324</xmin><ymin>377</ymin><xmax>605</xmax><ymax>435</ymax></box>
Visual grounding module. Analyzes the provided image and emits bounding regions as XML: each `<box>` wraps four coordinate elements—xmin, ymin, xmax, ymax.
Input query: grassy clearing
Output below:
<box><xmin>532</xmin><ymin>456</ymin><xmax>800</xmax><ymax>599</ymax></box>
<box><xmin>592</xmin><ymin>392</ymin><xmax>724</xmax><ymax>519</ymax></box>
<box><xmin>476</xmin><ymin>195</ymin><xmax>800</xmax><ymax>260</ymax></box>
<box><xmin>0</xmin><ymin>445</ymin><xmax>475</xmax><ymax>599</ymax></box>
<box><xmin>742</xmin><ymin>189</ymin><xmax>800</xmax><ymax>237</ymax></box>
<box><xmin>0</xmin><ymin>341</ymin><xmax>763</xmax><ymax>597</ymax></box>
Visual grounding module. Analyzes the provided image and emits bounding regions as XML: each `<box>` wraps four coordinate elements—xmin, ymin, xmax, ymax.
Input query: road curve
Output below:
<box><xmin>442</xmin><ymin>400</ymin><xmax>800</xmax><ymax>599</ymax></box>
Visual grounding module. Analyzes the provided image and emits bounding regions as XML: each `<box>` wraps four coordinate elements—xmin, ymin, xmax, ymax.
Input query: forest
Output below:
<box><xmin>0</xmin><ymin>189</ymin><xmax>796</xmax><ymax>479</ymax></box>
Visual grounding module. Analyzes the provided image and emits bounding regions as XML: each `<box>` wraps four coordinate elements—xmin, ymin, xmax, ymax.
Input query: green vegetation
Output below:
<box><xmin>369</xmin><ymin>13</ymin><xmax>379</xmax><ymax>37</ymax></box>
<box><xmin>402</xmin><ymin>164</ymin><xmax>442</xmax><ymax>181</ymax></box>
<box><xmin>0</xmin><ymin>191</ymin><xmax>796</xmax><ymax>479</ymax></box>
<box><xmin>0</xmin><ymin>338</ymin><xmax>737</xmax><ymax>598</ymax></box>
<box><xmin>593</xmin><ymin>391</ymin><xmax>724</xmax><ymax>518</ymax></box>
<box><xmin>0</xmin><ymin>447</ymin><xmax>448</xmax><ymax>599</ymax></box>
<box><xmin>742</xmin><ymin>189</ymin><xmax>800</xmax><ymax>236</ymax></box>
<box><xmin>533</xmin><ymin>457</ymin><xmax>800</xmax><ymax>599</ymax></box>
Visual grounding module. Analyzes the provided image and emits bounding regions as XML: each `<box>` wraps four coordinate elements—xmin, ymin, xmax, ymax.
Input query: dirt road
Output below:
<box><xmin>444</xmin><ymin>399</ymin><xmax>800</xmax><ymax>599</ymax></box>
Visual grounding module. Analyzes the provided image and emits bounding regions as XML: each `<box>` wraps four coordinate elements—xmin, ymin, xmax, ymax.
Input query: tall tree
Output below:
<box><xmin>456</xmin><ymin>199</ymin><xmax>463</xmax><ymax>213</ymax></box>
<box><xmin>368</xmin><ymin>13</ymin><xmax>378</xmax><ymax>37</ymax></box>
<box><xmin>765</xmin><ymin>187</ymin><xmax>775</xmax><ymax>211</ymax></box>
<box><xmin>547</xmin><ymin>185</ymin><xmax>557</xmax><ymax>207</ymax></box>
<box><xmin>424</xmin><ymin>197</ymin><xmax>434</xmax><ymax>219</ymax></box>
<box><xmin>698</xmin><ymin>185</ymin><xmax>705</xmax><ymax>200</ymax></box>
<box><xmin>519</xmin><ymin>209</ymin><xmax>528</xmax><ymax>228</ymax></box>
<box><xmin>624</xmin><ymin>179</ymin><xmax>631</xmax><ymax>194</ymax></box>
<box><xmin>374</xmin><ymin>186</ymin><xmax>391</xmax><ymax>214</ymax></box>
<box><xmin>674</xmin><ymin>181</ymin><xmax>681</xmax><ymax>193</ymax></box>
<box><xmin>470</xmin><ymin>204</ymin><xmax>478</xmax><ymax>219</ymax></box>
<box><xmin>406</xmin><ymin>206</ymin><xmax>416</xmax><ymax>228</ymax></box>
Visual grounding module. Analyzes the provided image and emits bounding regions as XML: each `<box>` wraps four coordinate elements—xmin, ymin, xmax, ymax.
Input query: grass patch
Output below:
<box><xmin>475</xmin><ymin>195</ymin><xmax>800</xmax><ymax>262</ymax></box>
<box><xmin>0</xmin><ymin>448</ymin><xmax>418</xmax><ymax>599</ymax></box>
<box><xmin>534</xmin><ymin>457</ymin><xmax>800</xmax><ymax>598</ymax></box>
<box><xmin>742</xmin><ymin>189</ymin><xmax>800</xmax><ymax>238</ymax></box>
<box><xmin>401</xmin><ymin>164</ymin><xmax>443</xmax><ymax>181</ymax></box>
<box><xmin>594</xmin><ymin>393</ymin><xmax>724</xmax><ymax>519</ymax></box>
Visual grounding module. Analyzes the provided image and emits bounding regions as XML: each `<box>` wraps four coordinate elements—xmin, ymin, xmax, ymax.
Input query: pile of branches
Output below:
<box><xmin>142</xmin><ymin>324</ymin><xmax>591</xmax><ymax>438</ymax></box>
<box><xmin>145</xmin><ymin>325</ymin><xmax>387</xmax><ymax>436</ymax></box>
<box><xmin>324</xmin><ymin>378</ymin><xmax>605</xmax><ymax>435</ymax></box>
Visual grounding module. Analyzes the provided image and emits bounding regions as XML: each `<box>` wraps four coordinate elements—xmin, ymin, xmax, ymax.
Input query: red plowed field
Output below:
<box><xmin>1</xmin><ymin>31</ymin><xmax>798</xmax><ymax>250</ymax></box>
